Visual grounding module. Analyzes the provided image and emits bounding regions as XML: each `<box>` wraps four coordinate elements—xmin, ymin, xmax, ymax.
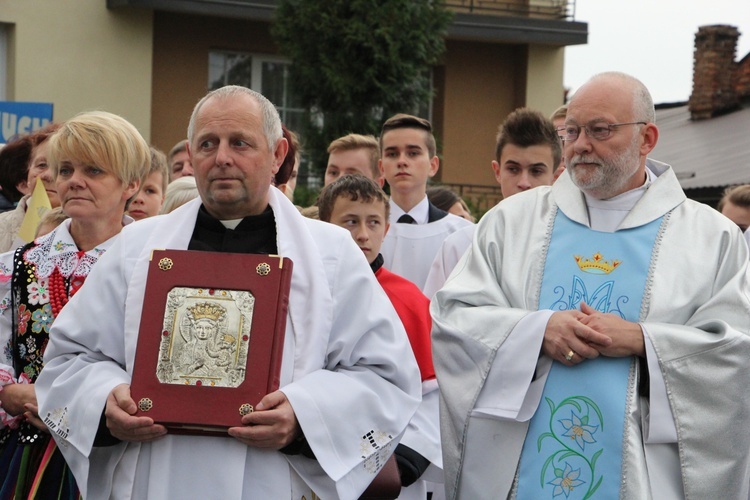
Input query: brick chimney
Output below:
<box><xmin>689</xmin><ymin>25</ymin><xmax>739</xmax><ymax>120</ymax></box>
<box><xmin>736</xmin><ymin>53</ymin><xmax>750</xmax><ymax>100</ymax></box>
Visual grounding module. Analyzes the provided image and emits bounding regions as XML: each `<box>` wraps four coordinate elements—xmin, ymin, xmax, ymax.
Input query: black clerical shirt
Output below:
<box><xmin>189</xmin><ymin>204</ymin><xmax>278</xmax><ymax>254</ymax></box>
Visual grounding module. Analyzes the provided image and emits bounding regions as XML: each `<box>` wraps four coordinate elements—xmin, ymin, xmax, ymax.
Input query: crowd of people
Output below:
<box><xmin>0</xmin><ymin>70</ymin><xmax>749</xmax><ymax>499</ymax></box>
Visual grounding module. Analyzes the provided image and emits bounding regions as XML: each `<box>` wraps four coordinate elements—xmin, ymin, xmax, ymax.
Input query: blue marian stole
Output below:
<box><xmin>515</xmin><ymin>210</ymin><xmax>663</xmax><ymax>500</ymax></box>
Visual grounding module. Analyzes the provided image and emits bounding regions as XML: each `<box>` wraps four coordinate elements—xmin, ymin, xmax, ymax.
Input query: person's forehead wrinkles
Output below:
<box><xmin>565</xmin><ymin>112</ymin><xmax>610</xmax><ymax>125</ymax></box>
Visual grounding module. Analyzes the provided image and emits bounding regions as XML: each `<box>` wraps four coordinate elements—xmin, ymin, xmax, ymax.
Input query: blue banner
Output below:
<box><xmin>1</xmin><ymin>101</ymin><xmax>54</xmax><ymax>143</ymax></box>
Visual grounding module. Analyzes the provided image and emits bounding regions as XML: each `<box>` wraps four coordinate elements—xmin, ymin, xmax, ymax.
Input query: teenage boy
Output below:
<box><xmin>423</xmin><ymin>108</ymin><xmax>561</xmax><ymax>297</ymax></box>
<box><xmin>378</xmin><ymin>114</ymin><xmax>472</xmax><ymax>291</ymax></box>
<box><xmin>318</xmin><ymin>174</ymin><xmax>442</xmax><ymax>500</ymax></box>
<box><xmin>324</xmin><ymin>134</ymin><xmax>383</xmax><ymax>187</ymax></box>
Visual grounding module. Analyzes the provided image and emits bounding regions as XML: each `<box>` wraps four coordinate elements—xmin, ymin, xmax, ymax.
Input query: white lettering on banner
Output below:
<box><xmin>2</xmin><ymin>112</ymin><xmax>51</xmax><ymax>140</ymax></box>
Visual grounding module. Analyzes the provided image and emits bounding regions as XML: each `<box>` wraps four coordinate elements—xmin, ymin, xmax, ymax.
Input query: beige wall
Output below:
<box><xmin>0</xmin><ymin>0</ymin><xmax>153</xmax><ymax>139</ymax></box>
<box><xmin>151</xmin><ymin>12</ymin><xmax>278</xmax><ymax>155</ymax></box>
<box><xmin>439</xmin><ymin>40</ymin><xmax>526</xmax><ymax>186</ymax></box>
<box><xmin>526</xmin><ymin>45</ymin><xmax>566</xmax><ymax>116</ymax></box>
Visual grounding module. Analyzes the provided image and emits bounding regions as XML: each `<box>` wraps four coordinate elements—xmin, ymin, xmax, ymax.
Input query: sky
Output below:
<box><xmin>563</xmin><ymin>0</ymin><xmax>750</xmax><ymax>104</ymax></box>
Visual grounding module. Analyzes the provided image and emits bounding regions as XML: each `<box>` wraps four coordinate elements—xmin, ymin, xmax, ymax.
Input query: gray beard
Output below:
<box><xmin>567</xmin><ymin>135</ymin><xmax>642</xmax><ymax>199</ymax></box>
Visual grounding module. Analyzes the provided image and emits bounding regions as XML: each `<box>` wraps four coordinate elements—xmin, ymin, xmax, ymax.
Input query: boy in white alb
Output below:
<box><xmin>378</xmin><ymin>114</ymin><xmax>471</xmax><ymax>291</ymax></box>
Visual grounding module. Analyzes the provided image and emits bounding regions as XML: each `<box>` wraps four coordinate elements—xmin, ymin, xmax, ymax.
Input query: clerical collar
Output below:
<box><xmin>370</xmin><ymin>253</ymin><xmax>384</xmax><ymax>273</ymax></box>
<box><xmin>195</xmin><ymin>204</ymin><xmax>275</xmax><ymax>231</ymax></box>
<box><xmin>389</xmin><ymin>196</ymin><xmax>429</xmax><ymax>225</ymax></box>
<box><xmin>221</xmin><ymin>218</ymin><xmax>244</xmax><ymax>230</ymax></box>
<box><xmin>189</xmin><ymin>204</ymin><xmax>277</xmax><ymax>254</ymax></box>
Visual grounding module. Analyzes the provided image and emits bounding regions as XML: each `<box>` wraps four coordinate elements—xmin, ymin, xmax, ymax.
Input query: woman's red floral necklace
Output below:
<box><xmin>49</xmin><ymin>250</ymin><xmax>87</xmax><ymax>318</ymax></box>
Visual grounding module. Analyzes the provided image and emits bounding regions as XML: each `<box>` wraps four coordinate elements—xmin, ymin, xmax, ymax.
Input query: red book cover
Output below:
<box><xmin>130</xmin><ymin>249</ymin><xmax>292</xmax><ymax>434</ymax></box>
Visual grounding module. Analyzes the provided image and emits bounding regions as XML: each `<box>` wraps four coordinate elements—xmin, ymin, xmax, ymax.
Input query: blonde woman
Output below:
<box><xmin>0</xmin><ymin>111</ymin><xmax>149</xmax><ymax>497</ymax></box>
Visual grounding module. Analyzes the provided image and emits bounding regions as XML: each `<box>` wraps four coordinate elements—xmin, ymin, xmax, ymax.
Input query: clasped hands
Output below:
<box><xmin>104</xmin><ymin>384</ymin><xmax>300</xmax><ymax>447</ymax></box>
<box><xmin>542</xmin><ymin>302</ymin><xmax>645</xmax><ymax>366</ymax></box>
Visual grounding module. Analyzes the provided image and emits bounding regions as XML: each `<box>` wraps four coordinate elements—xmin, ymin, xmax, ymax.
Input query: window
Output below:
<box><xmin>208</xmin><ymin>50</ymin><xmax>432</xmax><ymax>190</ymax></box>
<box><xmin>209</xmin><ymin>51</ymin><xmax>313</xmax><ymax>186</ymax></box>
<box><xmin>208</xmin><ymin>51</ymin><xmax>305</xmax><ymax>133</ymax></box>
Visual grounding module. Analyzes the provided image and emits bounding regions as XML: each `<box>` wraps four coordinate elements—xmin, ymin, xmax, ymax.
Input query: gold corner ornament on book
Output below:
<box><xmin>130</xmin><ymin>249</ymin><xmax>293</xmax><ymax>435</ymax></box>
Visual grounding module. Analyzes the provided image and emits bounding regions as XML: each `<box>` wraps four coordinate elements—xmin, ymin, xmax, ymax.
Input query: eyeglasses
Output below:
<box><xmin>558</xmin><ymin>121</ymin><xmax>647</xmax><ymax>142</ymax></box>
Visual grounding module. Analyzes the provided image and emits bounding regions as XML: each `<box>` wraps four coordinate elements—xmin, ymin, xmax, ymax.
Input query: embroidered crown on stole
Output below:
<box><xmin>574</xmin><ymin>252</ymin><xmax>621</xmax><ymax>275</ymax></box>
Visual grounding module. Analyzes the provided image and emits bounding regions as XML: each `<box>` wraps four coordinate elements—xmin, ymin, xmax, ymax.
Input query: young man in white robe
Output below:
<box><xmin>378</xmin><ymin>114</ymin><xmax>472</xmax><ymax>292</ymax></box>
<box><xmin>36</xmin><ymin>86</ymin><xmax>422</xmax><ymax>499</ymax></box>
<box><xmin>431</xmin><ymin>72</ymin><xmax>750</xmax><ymax>499</ymax></box>
<box><xmin>423</xmin><ymin>108</ymin><xmax>560</xmax><ymax>298</ymax></box>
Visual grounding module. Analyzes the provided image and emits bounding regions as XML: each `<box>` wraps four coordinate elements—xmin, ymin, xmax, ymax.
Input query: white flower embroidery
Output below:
<box><xmin>26</xmin><ymin>279</ymin><xmax>50</xmax><ymax>305</ymax></box>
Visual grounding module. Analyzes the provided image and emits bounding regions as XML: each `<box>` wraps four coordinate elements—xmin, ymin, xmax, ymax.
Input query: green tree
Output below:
<box><xmin>272</xmin><ymin>0</ymin><xmax>452</xmax><ymax>177</ymax></box>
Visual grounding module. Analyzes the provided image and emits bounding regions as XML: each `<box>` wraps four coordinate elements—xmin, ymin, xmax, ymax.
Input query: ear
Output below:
<box><xmin>186</xmin><ymin>140</ymin><xmax>191</xmax><ymax>158</ymax></box>
<box><xmin>491</xmin><ymin>160</ymin><xmax>502</xmax><ymax>185</ymax></box>
<box><xmin>377</xmin><ymin>162</ymin><xmax>385</xmax><ymax>188</ymax></box>
<box><xmin>640</xmin><ymin>123</ymin><xmax>659</xmax><ymax>156</ymax></box>
<box><xmin>383</xmin><ymin>221</ymin><xmax>391</xmax><ymax>236</ymax></box>
<box><xmin>272</xmin><ymin>138</ymin><xmax>289</xmax><ymax>175</ymax></box>
<box><xmin>123</xmin><ymin>179</ymin><xmax>140</xmax><ymax>202</ymax></box>
<box><xmin>428</xmin><ymin>155</ymin><xmax>439</xmax><ymax>178</ymax></box>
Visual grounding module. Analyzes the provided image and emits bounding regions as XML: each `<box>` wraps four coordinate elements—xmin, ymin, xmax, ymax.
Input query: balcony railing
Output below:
<box><xmin>435</xmin><ymin>182</ymin><xmax>504</xmax><ymax>219</ymax></box>
<box><xmin>445</xmin><ymin>0</ymin><xmax>576</xmax><ymax>21</ymax></box>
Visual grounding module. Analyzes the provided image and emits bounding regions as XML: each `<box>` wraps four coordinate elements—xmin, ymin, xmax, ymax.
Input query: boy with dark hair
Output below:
<box><xmin>492</xmin><ymin>107</ymin><xmax>561</xmax><ymax>200</ymax></box>
<box><xmin>424</xmin><ymin>108</ymin><xmax>560</xmax><ymax>297</ymax></box>
<box><xmin>378</xmin><ymin>113</ymin><xmax>472</xmax><ymax>291</ymax></box>
<box><xmin>318</xmin><ymin>174</ymin><xmax>442</xmax><ymax>499</ymax></box>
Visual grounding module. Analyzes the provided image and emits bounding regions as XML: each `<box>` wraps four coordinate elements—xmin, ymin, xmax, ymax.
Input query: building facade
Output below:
<box><xmin>1</xmin><ymin>0</ymin><xmax>586</xmax><ymax>197</ymax></box>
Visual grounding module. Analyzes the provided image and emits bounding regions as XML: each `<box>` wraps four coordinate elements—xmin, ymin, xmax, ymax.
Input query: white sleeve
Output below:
<box><xmin>473</xmin><ymin>310</ymin><xmax>554</xmax><ymax>421</ymax></box>
<box><xmin>423</xmin><ymin>245</ymin><xmax>452</xmax><ymax>299</ymax></box>
<box><xmin>400</xmin><ymin>382</ymin><xmax>442</xmax><ymax>468</ymax></box>
<box><xmin>423</xmin><ymin>228</ymin><xmax>473</xmax><ymax>299</ymax></box>
<box><xmin>37</xmin><ymin>235</ymin><xmax>132</xmax><ymax>459</ymax></box>
<box><xmin>642</xmin><ymin>325</ymin><xmax>678</xmax><ymax>443</ymax></box>
<box><xmin>279</xmin><ymin>236</ymin><xmax>422</xmax><ymax>499</ymax></box>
